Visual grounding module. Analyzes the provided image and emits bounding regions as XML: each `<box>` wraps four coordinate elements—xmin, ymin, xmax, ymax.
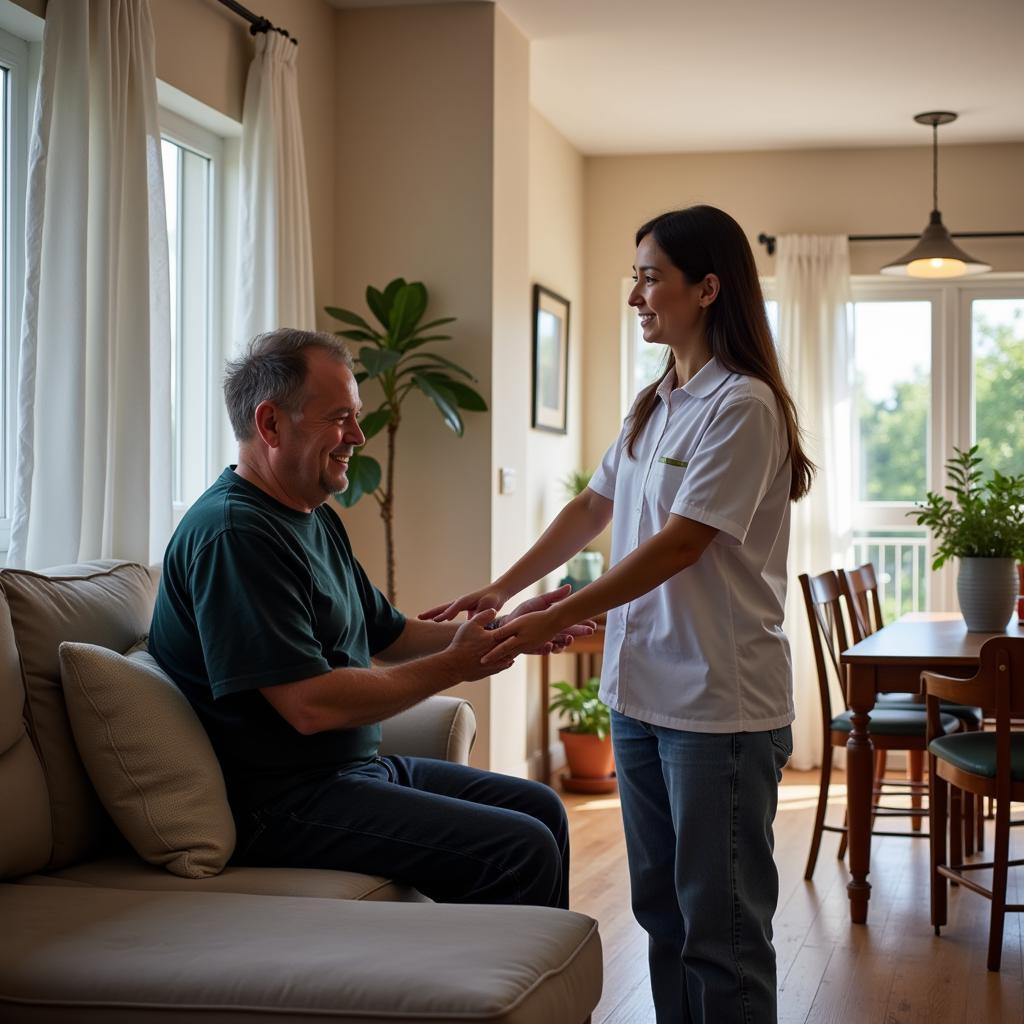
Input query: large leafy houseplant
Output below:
<box><xmin>909</xmin><ymin>445</ymin><xmax>1024</xmax><ymax>630</ymax></box>
<box><xmin>325</xmin><ymin>279</ymin><xmax>487</xmax><ymax>603</ymax></box>
<box><xmin>909</xmin><ymin>446</ymin><xmax>1024</xmax><ymax>569</ymax></box>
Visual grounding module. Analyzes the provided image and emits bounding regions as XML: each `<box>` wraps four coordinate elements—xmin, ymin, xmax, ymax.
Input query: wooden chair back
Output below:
<box><xmin>840</xmin><ymin>563</ymin><xmax>884</xmax><ymax>643</ymax></box>
<box><xmin>798</xmin><ymin>570</ymin><xmax>852</xmax><ymax>726</ymax></box>
<box><xmin>925</xmin><ymin>636</ymin><xmax>1024</xmax><ymax>795</ymax></box>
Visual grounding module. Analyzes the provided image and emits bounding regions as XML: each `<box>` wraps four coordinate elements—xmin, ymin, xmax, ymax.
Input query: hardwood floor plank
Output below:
<box><xmin>564</xmin><ymin>769</ymin><xmax>1024</xmax><ymax>1023</ymax></box>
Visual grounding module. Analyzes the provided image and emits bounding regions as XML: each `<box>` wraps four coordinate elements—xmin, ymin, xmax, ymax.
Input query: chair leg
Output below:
<box><xmin>988</xmin><ymin>794</ymin><xmax>1011</xmax><ymax>972</ymax></box>
<box><xmin>929</xmin><ymin>755</ymin><xmax>948</xmax><ymax>932</ymax></box>
<box><xmin>977</xmin><ymin>789</ymin><xmax>985</xmax><ymax>852</ymax></box>
<box><xmin>908</xmin><ymin>750</ymin><xmax>924</xmax><ymax>832</ymax></box>
<box><xmin>949</xmin><ymin>785</ymin><xmax>963</xmax><ymax>876</ymax></box>
<box><xmin>963</xmin><ymin>791</ymin><xmax>976</xmax><ymax>857</ymax></box>
<box><xmin>837</xmin><ymin>808</ymin><xmax>848</xmax><ymax>862</ymax></box>
<box><xmin>805</xmin><ymin>744</ymin><xmax>833</xmax><ymax>880</ymax></box>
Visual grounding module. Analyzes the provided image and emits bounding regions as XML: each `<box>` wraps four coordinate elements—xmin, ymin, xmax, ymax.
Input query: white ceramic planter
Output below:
<box><xmin>956</xmin><ymin>557</ymin><xmax>1018</xmax><ymax>632</ymax></box>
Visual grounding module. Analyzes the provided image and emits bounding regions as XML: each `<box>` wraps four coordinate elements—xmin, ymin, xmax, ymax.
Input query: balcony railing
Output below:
<box><xmin>851</xmin><ymin>531</ymin><xmax>930</xmax><ymax>621</ymax></box>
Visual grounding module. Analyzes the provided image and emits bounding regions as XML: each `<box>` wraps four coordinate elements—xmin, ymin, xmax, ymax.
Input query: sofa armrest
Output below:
<box><xmin>378</xmin><ymin>696</ymin><xmax>476</xmax><ymax>764</ymax></box>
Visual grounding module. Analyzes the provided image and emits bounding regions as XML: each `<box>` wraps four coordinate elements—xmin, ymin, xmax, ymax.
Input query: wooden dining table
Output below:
<box><xmin>839</xmin><ymin>611</ymin><xmax>1023</xmax><ymax>924</ymax></box>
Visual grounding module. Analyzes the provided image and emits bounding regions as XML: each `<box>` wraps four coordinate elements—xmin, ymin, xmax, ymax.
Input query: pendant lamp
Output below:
<box><xmin>880</xmin><ymin>112</ymin><xmax>991</xmax><ymax>278</ymax></box>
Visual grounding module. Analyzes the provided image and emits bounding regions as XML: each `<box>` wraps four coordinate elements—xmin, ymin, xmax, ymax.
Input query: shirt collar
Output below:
<box><xmin>656</xmin><ymin>356</ymin><xmax>733</xmax><ymax>403</ymax></box>
<box><xmin>682</xmin><ymin>357</ymin><xmax>732</xmax><ymax>398</ymax></box>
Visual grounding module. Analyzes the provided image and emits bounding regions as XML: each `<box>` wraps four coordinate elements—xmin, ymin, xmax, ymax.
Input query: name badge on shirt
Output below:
<box><xmin>658</xmin><ymin>456</ymin><xmax>688</xmax><ymax>468</ymax></box>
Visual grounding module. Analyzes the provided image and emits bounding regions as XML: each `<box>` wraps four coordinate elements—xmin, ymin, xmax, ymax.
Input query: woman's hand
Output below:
<box><xmin>504</xmin><ymin>585</ymin><xmax>596</xmax><ymax>654</ymax></box>
<box><xmin>420</xmin><ymin>584</ymin><xmax>509</xmax><ymax>623</ymax></box>
<box><xmin>480</xmin><ymin>608</ymin><xmax>569</xmax><ymax>665</ymax></box>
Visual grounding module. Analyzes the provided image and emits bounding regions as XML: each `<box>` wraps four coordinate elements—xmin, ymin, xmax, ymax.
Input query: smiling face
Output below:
<box><xmin>271</xmin><ymin>348</ymin><xmax>365</xmax><ymax>511</ymax></box>
<box><xmin>628</xmin><ymin>233</ymin><xmax>711</xmax><ymax>351</ymax></box>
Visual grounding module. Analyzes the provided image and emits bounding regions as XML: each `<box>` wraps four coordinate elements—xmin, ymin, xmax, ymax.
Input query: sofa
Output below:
<box><xmin>0</xmin><ymin>560</ymin><xmax>602</xmax><ymax>1023</ymax></box>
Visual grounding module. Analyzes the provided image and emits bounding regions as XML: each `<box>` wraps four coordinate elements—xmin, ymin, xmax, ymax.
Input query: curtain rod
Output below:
<box><xmin>216</xmin><ymin>0</ymin><xmax>297</xmax><ymax>45</ymax></box>
<box><xmin>757</xmin><ymin>231</ymin><xmax>1024</xmax><ymax>257</ymax></box>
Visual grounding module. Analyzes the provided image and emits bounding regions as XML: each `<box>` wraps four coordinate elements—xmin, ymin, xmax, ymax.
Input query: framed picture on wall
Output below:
<box><xmin>531</xmin><ymin>284</ymin><xmax>570</xmax><ymax>434</ymax></box>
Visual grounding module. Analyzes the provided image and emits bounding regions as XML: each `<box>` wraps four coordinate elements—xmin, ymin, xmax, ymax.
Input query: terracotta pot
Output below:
<box><xmin>559</xmin><ymin>728</ymin><xmax>614</xmax><ymax>780</ymax></box>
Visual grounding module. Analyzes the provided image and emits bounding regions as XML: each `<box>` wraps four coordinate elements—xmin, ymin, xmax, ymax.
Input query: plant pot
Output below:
<box><xmin>956</xmin><ymin>557</ymin><xmax>1018</xmax><ymax>632</ymax></box>
<box><xmin>1018</xmin><ymin>563</ymin><xmax>1024</xmax><ymax>620</ymax></box>
<box><xmin>559</xmin><ymin>728</ymin><xmax>616</xmax><ymax>793</ymax></box>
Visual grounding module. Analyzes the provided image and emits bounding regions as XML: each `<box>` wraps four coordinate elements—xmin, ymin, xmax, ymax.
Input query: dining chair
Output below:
<box><xmin>925</xmin><ymin>635</ymin><xmax>1024</xmax><ymax>971</ymax></box>
<box><xmin>839</xmin><ymin>563</ymin><xmax>985</xmax><ymax>853</ymax></box>
<box><xmin>799</xmin><ymin>569</ymin><xmax>961</xmax><ymax>881</ymax></box>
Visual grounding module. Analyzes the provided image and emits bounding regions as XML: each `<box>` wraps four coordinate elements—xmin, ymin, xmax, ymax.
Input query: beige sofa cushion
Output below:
<box><xmin>19</xmin><ymin>856</ymin><xmax>429</xmax><ymax>902</ymax></box>
<box><xmin>0</xmin><ymin>587</ymin><xmax>52</xmax><ymax>880</ymax></box>
<box><xmin>59</xmin><ymin>643</ymin><xmax>234</xmax><ymax>879</ymax></box>
<box><xmin>1</xmin><ymin>560</ymin><xmax>156</xmax><ymax>869</ymax></box>
<box><xmin>0</xmin><ymin>884</ymin><xmax>603</xmax><ymax>1023</ymax></box>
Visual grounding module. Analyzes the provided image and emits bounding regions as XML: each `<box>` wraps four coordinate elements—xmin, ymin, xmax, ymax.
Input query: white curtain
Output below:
<box><xmin>9</xmin><ymin>0</ymin><xmax>171</xmax><ymax>569</ymax></box>
<box><xmin>234</xmin><ymin>30</ymin><xmax>315</xmax><ymax>349</ymax></box>
<box><xmin>776</xmin><ymin>235</ymin><xmax>854</xmax><ymax>770</ymax></box>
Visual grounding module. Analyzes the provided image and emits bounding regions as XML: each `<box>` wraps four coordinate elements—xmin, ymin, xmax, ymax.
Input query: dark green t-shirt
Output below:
<box><xmin>148</xmin><ymin>467</ymin><xmax>406</xmax><ymax>810</ymax></box>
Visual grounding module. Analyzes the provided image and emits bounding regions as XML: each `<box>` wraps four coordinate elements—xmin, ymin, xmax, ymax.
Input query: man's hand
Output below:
<box><xmin>504</xmin><ymin>585</ymin><xmax>596</xmax><ymax>654</ymax></box>
<box><xmin>446</xmin><ymin>608</ymin><xmax>515</xmax><ymax>681</ymax></box>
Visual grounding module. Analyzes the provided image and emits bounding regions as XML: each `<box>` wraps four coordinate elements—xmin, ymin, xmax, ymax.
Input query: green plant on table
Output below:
<box><xmin>325</xmin><ymin>279</ymin><xmax>487</xmax><ymax>604</ymax></box>
<box><xmin>908</xmin><ymin>445</ymin><xmax>1024</xmax><ymax>570</ymax></box>
<box><xmin>548</xmin><ymin>678</ymin><xmax>610</xmax><ymax>740</ymax></box>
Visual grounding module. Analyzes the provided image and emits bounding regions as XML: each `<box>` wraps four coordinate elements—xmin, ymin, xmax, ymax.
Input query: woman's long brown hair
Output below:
<box><xmin>625</xmin><ymin>205</ymin><xmax>814</xmax><ymax>502</ymax></box>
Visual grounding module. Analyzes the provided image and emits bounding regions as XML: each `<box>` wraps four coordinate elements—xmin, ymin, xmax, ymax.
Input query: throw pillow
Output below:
<box><xmin>59</xmin><ymin>642</ymin><xmax>235</xmax><ymax>878</ymax></box>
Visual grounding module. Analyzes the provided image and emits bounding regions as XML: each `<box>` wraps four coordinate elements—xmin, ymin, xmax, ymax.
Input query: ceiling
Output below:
<box><xmin>327</xmin><ymin>0</ymin><xmax>1024</xmax><ymax>155</ymax></box>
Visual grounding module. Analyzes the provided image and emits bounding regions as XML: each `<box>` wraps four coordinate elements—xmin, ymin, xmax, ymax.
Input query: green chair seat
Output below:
<box><xmin>876</xmin><ymin>692</ymin><xmax>983</xmax><ymax>727</ymax></box>
<box><xmin>831</xmin><ymin>708</ymin><xmax>959</xmax><ymax>736</ymax></box>
<box><xmin>929</xmin><ymin>732</ymin><xmax>1024</xmax><ymax>781</ymax></box>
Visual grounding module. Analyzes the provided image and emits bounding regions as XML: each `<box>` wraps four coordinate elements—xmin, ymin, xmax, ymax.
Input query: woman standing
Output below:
<box><xmin>423</xmin><ymin>205</ymin><xmax>814</xmax><ymax>1024</ymax></box>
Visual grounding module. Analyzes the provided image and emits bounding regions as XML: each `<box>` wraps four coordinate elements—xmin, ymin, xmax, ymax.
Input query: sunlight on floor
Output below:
<box><xmin>574</xmin><ymin>797</ymin><xmax>622</xmax><ymax>812</ymax></box>
<box><xmin>777</xmin><ymin>782</ymin><xmax>847</xmax><ymax>812</ymax></box>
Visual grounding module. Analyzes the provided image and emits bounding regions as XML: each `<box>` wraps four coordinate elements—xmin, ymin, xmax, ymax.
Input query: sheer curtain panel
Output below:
<box><xmin>9</xmin><ymin>0</ymin><xmax>171</xmax><ymax>569</ymax></box>
<box><xmin>776</xmin><ymin>235</ymin><xmax>854</xmax><ymax>770</ymax></box>
<box><xmin>234</xmin><ymin>30</ymin><xmax>315</xmax><ymax>349</ymax></box>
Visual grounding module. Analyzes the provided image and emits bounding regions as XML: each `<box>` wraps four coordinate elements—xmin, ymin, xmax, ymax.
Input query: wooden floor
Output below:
<box><xmin>562</xmin><ymin>768</ymin><xmax>1024</xmax><ymax>1024</ymax></box>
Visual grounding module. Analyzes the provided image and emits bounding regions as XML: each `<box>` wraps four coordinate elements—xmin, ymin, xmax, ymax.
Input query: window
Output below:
<box><xmin>851</xmin><ymin>279</ymin><xmax>1024</xmax><ymax>616</ymax></box>
<box><xmin>971</xmin><ymin>297</ymin><xmax>1024</xmax><ymax>478</ymax></box>
<box><xmin>0</xmin><ymin>25</ymin><xmax>30</xmax><ymax>557</ymax></box>
<box><xmin>159</xmin><ymin>108</ymin><xmax>231</xmax><ymax>518</ymax></box>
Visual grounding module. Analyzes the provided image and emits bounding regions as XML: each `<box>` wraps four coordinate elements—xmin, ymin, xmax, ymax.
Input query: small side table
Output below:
<box><xmin>540</xmin><ymin>626</ymin><xmax>606</xmax><ymax>784</ymax></box>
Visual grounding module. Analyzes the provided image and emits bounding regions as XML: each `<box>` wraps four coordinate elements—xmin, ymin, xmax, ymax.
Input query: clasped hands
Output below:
<box><xmin>420</xmin><ymin>584</ymin><xmax>595</xmax><ymax>666</ymax></box>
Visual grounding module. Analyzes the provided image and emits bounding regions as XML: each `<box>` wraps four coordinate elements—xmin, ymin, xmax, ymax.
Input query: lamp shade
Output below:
<box><xmin>880</xmin><ymin>210</ymin><xmax>992</xmax><ymax>278</ymax></box>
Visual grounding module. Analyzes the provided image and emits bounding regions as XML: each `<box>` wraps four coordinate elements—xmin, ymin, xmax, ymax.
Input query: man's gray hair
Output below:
<box><xmin>224</xmin><ymin>328</ymin><xmax>354</xmax><ymax>442</ymax></box>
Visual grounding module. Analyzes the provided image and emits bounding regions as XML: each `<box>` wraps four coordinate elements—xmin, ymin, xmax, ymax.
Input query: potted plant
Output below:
<box><xmin>549</xmin><ymin>678</ymin><xmax>616</xmax><ymax>793</ymax></box>
<box><xmin>909</xmin><ymin>445</ymin><xmax>1024</xmax><ymax>631</ymax></box>
<box><xmin>324</xmin><ymin>279</ymin><xmax>487</xmax><ymax>604</ymax></box>
<box><xmin>559</xmin><ymin>469</ymin><xmax>604</xmax><ymax>590</ymax></box>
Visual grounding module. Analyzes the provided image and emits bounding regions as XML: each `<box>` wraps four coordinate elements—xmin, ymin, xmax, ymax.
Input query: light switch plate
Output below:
<box><xmin>499</xmin><ymin>467</ymin><xmax>517</xmax><ymax>495</ymax></box>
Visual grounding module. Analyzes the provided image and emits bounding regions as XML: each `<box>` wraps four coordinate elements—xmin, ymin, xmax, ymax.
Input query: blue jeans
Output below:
<box><xmin>233</xmin><ymin>756</ymin><xmax>570</xmax><ymax>908</ymax></box>
<box><xmin>612</xmin><ymin>710</ymin><xmax>792</xmax><ymax>1024</ymax></box>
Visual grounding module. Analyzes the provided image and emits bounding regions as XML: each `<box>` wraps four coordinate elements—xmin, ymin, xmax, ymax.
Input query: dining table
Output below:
<box><xmin>839</xmin><ymin>611</ymin><xmax>1023</xmax><ymax>924</ymax></box>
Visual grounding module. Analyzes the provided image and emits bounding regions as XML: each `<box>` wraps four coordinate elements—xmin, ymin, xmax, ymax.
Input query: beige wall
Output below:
<box><xmin>149</xmin><ymin>0</ymin><xmax>338</xmax><ymax>333</ymax></box>
<box><xmin>332</xmin><ymin>2</ymin><xmax>538</xmax><ymax>772</ymax></box>
<box><xmin>525</xmin><ymin>109</ymin><xmax>584</xmax><ymax>778</ymax></box>
<box><xmin>583</xmin><ymin>142</ymin><xmax>1024</xmax><ymax>472</ymax></box>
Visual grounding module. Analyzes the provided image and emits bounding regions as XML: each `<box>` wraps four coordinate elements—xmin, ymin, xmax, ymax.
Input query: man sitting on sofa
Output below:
<box><xmin>149</xmin><ymin>327</ymin><xmax>588</xmax><ymax>909</ymax></box>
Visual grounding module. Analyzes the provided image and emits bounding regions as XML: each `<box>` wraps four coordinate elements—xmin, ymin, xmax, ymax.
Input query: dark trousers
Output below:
<box><xmin>233</xmin><ymin>756</ymin><xmax>570</xmax><ymax>909</ymax></box>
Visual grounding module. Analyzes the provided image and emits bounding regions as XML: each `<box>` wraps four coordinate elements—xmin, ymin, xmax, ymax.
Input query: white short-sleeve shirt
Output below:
<box><xmin>588</xmin><ymin>357</ymin><xmax>794</xmax><ymax>733</ymax></box>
